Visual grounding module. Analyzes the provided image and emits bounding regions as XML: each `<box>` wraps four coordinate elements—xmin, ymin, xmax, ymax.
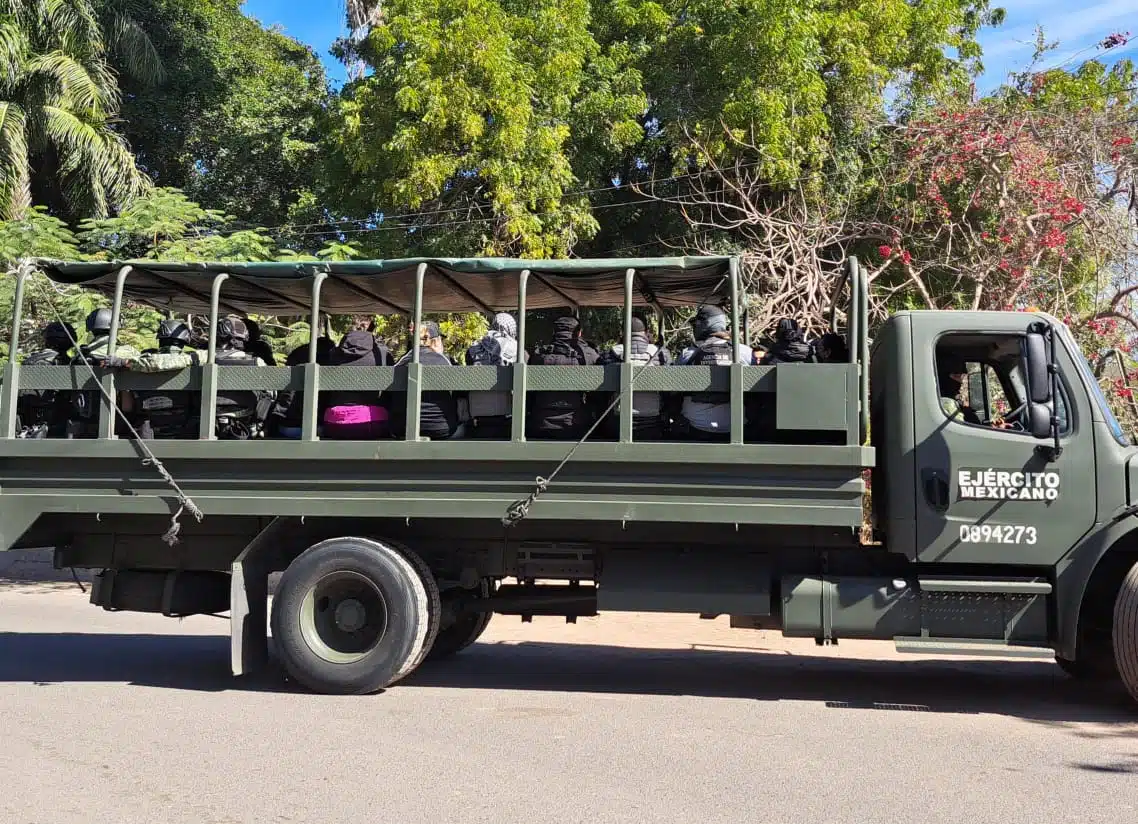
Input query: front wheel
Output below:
<box><xmin>1113</xmin><ymin>560</ymin><xmax>1138</xmax><ymax>703</ymax></box>
<box><xmin>270</xmin><ymin>537</ymin><xmax>440</xmax><ymax>695</ymax></box>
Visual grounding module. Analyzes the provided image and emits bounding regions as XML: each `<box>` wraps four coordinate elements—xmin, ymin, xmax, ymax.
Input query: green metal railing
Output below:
<box><xmin>1</xmin><ymin>257</ymin><xmax>870</xmax><ymax>447</ymax></box>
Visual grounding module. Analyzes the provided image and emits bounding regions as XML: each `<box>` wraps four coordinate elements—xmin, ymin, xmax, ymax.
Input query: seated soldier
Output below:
<box><xmin>674</xmin><ymin>305</ymin><xmax>753</xmax><ymax>441</ymax></box>
<box><xmin>937</xmin><ymin>353</ymin><xmax>982</xmax><ymax>425</ymax></box>
<box><xmin>389</xmin><ymin>322</ymin><xmax>464</xmax><ymax>440</ymax></box>
<box><xmin>270</xmin><ymin>337</ymin><xmax>335</xmax><ymax>439</ymax></box>
<box><xmin>526</xmin><ymin>316</ymin><xmax>600</xmax><ymax>441</ymax></box>
<box><xmin>596</xmin><ymin>313</ymin><xmax>671</xmax><ymax>439</ymax></box>
<box><xmin>17</xmin><ymin>321</ymin><xmax>77</xmax><ymax>438</ymax></box>
<box><xmin>322</xmin><ymin>327</ymin><xmax>393</xmax><ymax>440</ymax></box>
<box><xmin>465</xmin><ymin>313</ymin><xmax>522</xmax><ymax>439</ymax></box>
<box><xmin>760</xmin><ymin>318</ymin><xmax>815</xmax><ymax>365</ymax></box>
<box><xmin>814</xmin><ymin>332</ymin><xmax>849</xmax><ymax>364</ymax></box>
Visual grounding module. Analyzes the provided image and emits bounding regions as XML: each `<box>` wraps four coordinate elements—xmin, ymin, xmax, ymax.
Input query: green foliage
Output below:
<box><xmin>329</xmin><ymin>0</ymin><xmax>648</xmax><ymax>258</ymax></box>
<box><xmin>103</xmin><ymin>0</ymin><xmax>331</xmax><ymax>227</ymax></box>
<box><xmin>0</xmin><ymin>206</ymin><xmax>80</xmax><ymax>264</ymax></box>
<box><xmin>0</xmin><ymin>0</ymin><xmax>155</xmax><ymax>220</ymax></box>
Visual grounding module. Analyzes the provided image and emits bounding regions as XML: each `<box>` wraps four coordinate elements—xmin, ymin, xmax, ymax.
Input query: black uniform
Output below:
<box><xmin>389</xmin><ymin>337</ymin><xmax>462</xmax><ymax>440</ymax></box>
<box><xmin>527</xmin><ymin>317</ymin><xmax>599</xmax><ymax>439</ymax></box>
<box><xmin>131</xmin><ymin>321</ymin><xmax>202</xmax><ymax>439</ymax></box>
<box><xmin>16</xmin><ymin>322</ymin><xmax>76</xmax><ymax>438</ymax></box>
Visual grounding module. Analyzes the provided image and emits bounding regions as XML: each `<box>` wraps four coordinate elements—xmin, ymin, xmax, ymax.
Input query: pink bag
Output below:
<box><xmin>323</xmin><ymin>405</ymin><xmax>388</xmax><ymax>425</ymax></box>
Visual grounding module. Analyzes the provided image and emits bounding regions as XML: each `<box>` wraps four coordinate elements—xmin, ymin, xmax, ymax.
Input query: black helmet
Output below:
<box><xmin>157</xmin><ymin>319</ymin><xmax>192</xmax><ymax>347</ymax></box>
<box><xmin>86</xmin><ymin>307</ymin><xmax>113</xmax><ymax>336</ymax></box>
<box><xmin>218</xmin><ymin>316</ymin><xmax>249</xmax><ymax>344</ymax></box>
<box><xmin>43</xmin><ymin>321</ymin><xmax>77</xmax><ymax>351</ymax></box>
<box><xmin>690</xmin><ymin>304</ymin><xmax>728</xmax><ymax>339</ymax></box>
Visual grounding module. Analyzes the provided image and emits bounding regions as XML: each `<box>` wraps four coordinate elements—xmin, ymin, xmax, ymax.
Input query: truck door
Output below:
<box><xmin>910</xmin><ymin>315</ymin><xmax>1096</xmax><ymax>565</ymax></box>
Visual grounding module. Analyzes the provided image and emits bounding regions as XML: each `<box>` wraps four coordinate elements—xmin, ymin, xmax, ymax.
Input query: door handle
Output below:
<box><xmin>922</xmin><ymin>469</ymin><xmax>949</xmax><ymax>512</ymax></box>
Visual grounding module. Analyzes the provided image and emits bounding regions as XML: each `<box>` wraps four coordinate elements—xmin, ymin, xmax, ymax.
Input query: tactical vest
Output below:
<box><xmin>16</xmin><ymin>349</ymin><xmax>69</xmax><ymax>436</ymax></box>
<box><xmin>611</xmin><ymin>338</ymin><xmax>665</xmax><ymax>418</ymax></box>
<box><xmin>68</xmin><ymin>344</ymin><xmax>106</xmax><ymax>433</ymax></box>
<box><xmin>214</xmin><ymin>350</ymin><xmax>273</xmax><ymax>439</ymax></box>
<box><xmin>685</xmin><ymin>338</ymin><xmax>734</xmax><ymax>403</ymax></box>
<box><xmin>134</xmin><ymin>348</ymin><xmax>200</xmax><ymax>437</ymax></box>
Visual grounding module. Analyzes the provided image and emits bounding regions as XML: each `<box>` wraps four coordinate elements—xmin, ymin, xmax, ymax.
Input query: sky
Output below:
<box><xmin>241</xmin><ymin>0</ymin><xmax>1137</xmax><ymax>93</ymax></box>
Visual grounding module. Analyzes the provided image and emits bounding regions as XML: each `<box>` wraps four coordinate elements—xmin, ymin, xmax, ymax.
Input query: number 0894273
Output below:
<box><xmin>958</xmin><ymin>524</ymin><xmax>1037</xmax><ymax>545</ymax></box>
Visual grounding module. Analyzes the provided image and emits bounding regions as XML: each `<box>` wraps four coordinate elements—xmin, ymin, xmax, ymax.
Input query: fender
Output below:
<box><xmin>1053</xmin><ymin>517</ymin><xmax>1138</xmax><ymax>660</ymax></box>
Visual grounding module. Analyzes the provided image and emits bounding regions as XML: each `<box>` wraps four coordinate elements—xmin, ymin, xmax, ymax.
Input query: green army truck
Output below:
<box><xmin>2</xmin><ymin>255</ymin><xmax>1138</xmax><ymax>701</ymax></box>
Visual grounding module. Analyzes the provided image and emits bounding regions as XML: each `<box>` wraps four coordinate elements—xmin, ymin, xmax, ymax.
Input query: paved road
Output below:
<box><xmin>1</xmin><ymin>581</ymin><xmax>1136</xmax><ymax>824</ymax></box>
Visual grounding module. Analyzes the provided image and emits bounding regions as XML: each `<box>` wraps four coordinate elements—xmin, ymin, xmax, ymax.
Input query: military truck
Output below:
<box><xmin>2</xmin><ymin>255</ymin><xmax>1137</xmax><ymax>702</ymax></box>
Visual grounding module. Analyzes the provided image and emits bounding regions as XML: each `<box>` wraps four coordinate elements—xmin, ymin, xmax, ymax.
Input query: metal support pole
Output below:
<box><xmin>856</xmin><ymin>256</ymin><xmax>869</xmax><ymax>444</ymax></box>
<box><xmin>729</xmin><ymin>256</ymin><xmax>744</xmax><ymax>444</ymax></box>
<box><xmin>511</xmin><ymin>270</ymin><xmax>529</xmax><ymax>442</ymax></box>
<box><xmin>302</xmin><ymin>272</ymin><xmax>328</xmax><ymax>441</ymax></box>
<box><xmin>620</xmin><ymin>268</ymin><xmax>635</xmax><ymax>443</ymax></box>
<box><xmin>404</xmin><ymin>262</ymin><xmax>427</xmax><ymax>440</ymax></box>
<box><xmin>0</xmin><ymin>266</ymin><xmax>29</xmax><ymax>438</ymax></box>
<box><xmin>100</xmin><ymin>265</ymin><xmax>133</xmax><ymax>439</ymax></box>
<box><xmin>199</xmin><ymin>273</ymin><xmax>229</xmax><ymax>440</ymax></box>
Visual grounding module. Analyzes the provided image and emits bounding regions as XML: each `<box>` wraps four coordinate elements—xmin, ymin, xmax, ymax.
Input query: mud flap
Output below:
<box><xmin>230</xmin><ymin>517</ymin><xmax>293</xmax><ymax>677</ymax></box>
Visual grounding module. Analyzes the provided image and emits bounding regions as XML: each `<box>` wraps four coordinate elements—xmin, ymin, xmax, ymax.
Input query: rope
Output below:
<box><xmin>16</xmin><ymin>260</ymin><xmax>204</xmax><ymax>545</ymax></box>
<box><xmin>502</xmin><ymin>277</ymin><xmax>732</xmax><ymax>527</ymax></box>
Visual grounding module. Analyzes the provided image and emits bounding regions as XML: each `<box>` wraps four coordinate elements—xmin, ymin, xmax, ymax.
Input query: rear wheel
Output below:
<box><xmin>1113</xmin><ymin>560</ymin><xmax>1138</xmax><ymax>703</ymax></box>
<box><xmin>429</xmin><ymin>610</ymin><xmax>492</xmax><ymax>660</ymax></box>
<box><xmin>270</xmin><ymin>537</ymin><xmax>439</xmax><ymax>695</ymax></box>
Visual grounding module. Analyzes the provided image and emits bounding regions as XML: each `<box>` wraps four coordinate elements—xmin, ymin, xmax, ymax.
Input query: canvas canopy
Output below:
<box><xmin>31</xmin><ymin>256</ymin><xmax>736</xmax><ymax>316</ymax></box>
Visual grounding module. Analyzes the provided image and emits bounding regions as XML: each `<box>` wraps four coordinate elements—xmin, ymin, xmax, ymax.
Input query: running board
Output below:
<box><xmin>893</xmin><ymin>636</ymin><xmax>1055</xmax><ymax>659</ymax></box>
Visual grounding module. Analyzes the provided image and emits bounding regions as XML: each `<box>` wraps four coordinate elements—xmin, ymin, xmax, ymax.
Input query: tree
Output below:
<box><xmin>327</xmin><ymin>0</ymin><xmax>648</xmax><ymax>258</ymax></box>
<box><xmin>0</xmin><ymin>0</ymin><xmax>155</xmax><ymax>221</ymax></box>
<box><xmin>103</xmin><ymin>0</ymin><xmax>331</xmax><ymax>228</ymax></box>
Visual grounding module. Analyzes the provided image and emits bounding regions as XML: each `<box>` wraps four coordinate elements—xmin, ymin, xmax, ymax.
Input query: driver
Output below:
<box><xmin>936</xmin><ymin>353</ymin><xmax>982</xmax><ymax>425</ymax></box>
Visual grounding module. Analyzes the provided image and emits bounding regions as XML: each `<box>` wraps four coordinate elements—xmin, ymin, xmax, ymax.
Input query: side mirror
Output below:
<box><xmin>1024</xmin><ymin>332</ymin><xmax>1051</xmax><ymax>404</ymax></box>
<box><xmin>1028</xmin><ymin>403</ymin><xmax>1051</xmax><ymax>440</ymax></box>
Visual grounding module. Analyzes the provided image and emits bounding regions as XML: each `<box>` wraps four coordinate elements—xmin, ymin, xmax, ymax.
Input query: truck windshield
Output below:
<box><xmin>1060</xmin><ymin>326</ymin><xmax>1131</xmax><ymax>446</ymax></box>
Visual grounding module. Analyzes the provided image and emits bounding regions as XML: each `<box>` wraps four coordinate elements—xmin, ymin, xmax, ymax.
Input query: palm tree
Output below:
<box><xmin>0</xmin><ymin>0</ymin><xmax>160</xmax><ymax>221</ymax></box>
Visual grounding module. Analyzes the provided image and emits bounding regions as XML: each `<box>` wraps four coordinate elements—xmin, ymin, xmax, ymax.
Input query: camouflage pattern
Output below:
<box><xmin>939</xmin><ymin>396</ymin><xmax>963</xmax><ymax>419</ymax></box>
<box><xmin>131</xmin><ymin>347</ymin><xmax>204</xmax><ymax>373</ymax></box>
<box><xmin>215</xmin><ymin>348</ymin><xmax>267</xmax><ymax>367</ymax></box>
<box><xmin>79</xmin><ymin>335</ymin><xmax>142</xmax><ymax>364</ymax></box>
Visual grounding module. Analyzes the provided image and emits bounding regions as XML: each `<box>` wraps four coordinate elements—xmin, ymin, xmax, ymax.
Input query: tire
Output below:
<box><xmin>270</xmin><ymin>537</ymin><xmax>439</xmax><ymax>695</ymax></box>
<box><xmin>1113</xmin><ymin>560</ymin><xmax>1138</xmax><ymax>704</ymax></box>
<box><xmin>428</xmin><ymin>611</ymin><xmax>492</xmax><ymax>660</ymax></box>
<box><xmin>1055</xmin><ymin>651</ymin><xmax>1118</xmax><ymax>681</ymax></box>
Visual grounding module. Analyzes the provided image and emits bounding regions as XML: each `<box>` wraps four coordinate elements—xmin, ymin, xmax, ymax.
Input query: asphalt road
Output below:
<box><xmin>2</xmin><ymin>581</ymin><xmax>1137</xmax><ymax>824</ymax></box>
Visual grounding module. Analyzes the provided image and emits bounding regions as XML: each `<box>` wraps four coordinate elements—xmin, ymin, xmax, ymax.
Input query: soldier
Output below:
<box><xmin>103</xmin><ymin>316</ymin><xmax>271</xmax><ymax>439</ymax></box>
<box><xmin>527</xmin><ymin>316</ymin><xmax>600</xmax><ymax>440</ymax></box>
<box><xmin>103</xmin><ymin>320</ymin><xmax>203</xmax><ymax>439</ymax></box>
<box><xmin>67</xmin><ymin>308</ymin><xmax>142</xmax><ymax>438</ymax></box>
<box><xmin>390</xmin><ymin>321</ymin><xmax>464</xmax><ymax>440</ymax></box>
<box><xmin>465</xmin><ymin>312</ymin><xmax>522</xmax><ymax>439</ymax></box>
<box><xmin>243</xmin><ymin>319</ymin><xmax>277</xmax><ymax>366</ymax></box>
<box><xmin>675</xmin><ymin>304</ymin><xmax>754</xmax><ymax>441</ymax></box>
<box><xmin>759</xmin><ymin>318</ymin><xmax>815</xmax><ymax>365</ymax></box>
<box><xmin>596</xmin><ymin>313</ymin><xmax>671</xmax><ymax>440</ymax></box>
<box><xmin>16</xmin><ymin>321</ymin><xmax>77</xmax><ymax>438</ymax></box>
<box><xmin>936</xmin><ymin>352</ymin><xmax>982</xmax><ymax>425</ymax></box>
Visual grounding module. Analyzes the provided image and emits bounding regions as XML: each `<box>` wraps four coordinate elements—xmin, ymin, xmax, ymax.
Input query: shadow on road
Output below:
<box><xmin>1</xmin><ymin>631</ymin><xmax>1136</xmax><ymax>727</ymax></box>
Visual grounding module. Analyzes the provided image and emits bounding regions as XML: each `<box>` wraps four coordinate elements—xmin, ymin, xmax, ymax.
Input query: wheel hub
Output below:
<box><xmin>334</xmin><ymin>598</ymin><xmax>367</xmax><ymax>633</ymax></box>
<box><xmin>299</xmin><ymin>571</ymin><xmax>389</xmax><ymax>664</ymax></box>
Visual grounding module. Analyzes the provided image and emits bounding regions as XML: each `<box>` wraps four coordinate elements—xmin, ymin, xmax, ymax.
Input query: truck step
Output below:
<box><xmin>893</xmin><ymin>636</ymin><xmax>1055</xmax><ymax>659</ymax></box>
